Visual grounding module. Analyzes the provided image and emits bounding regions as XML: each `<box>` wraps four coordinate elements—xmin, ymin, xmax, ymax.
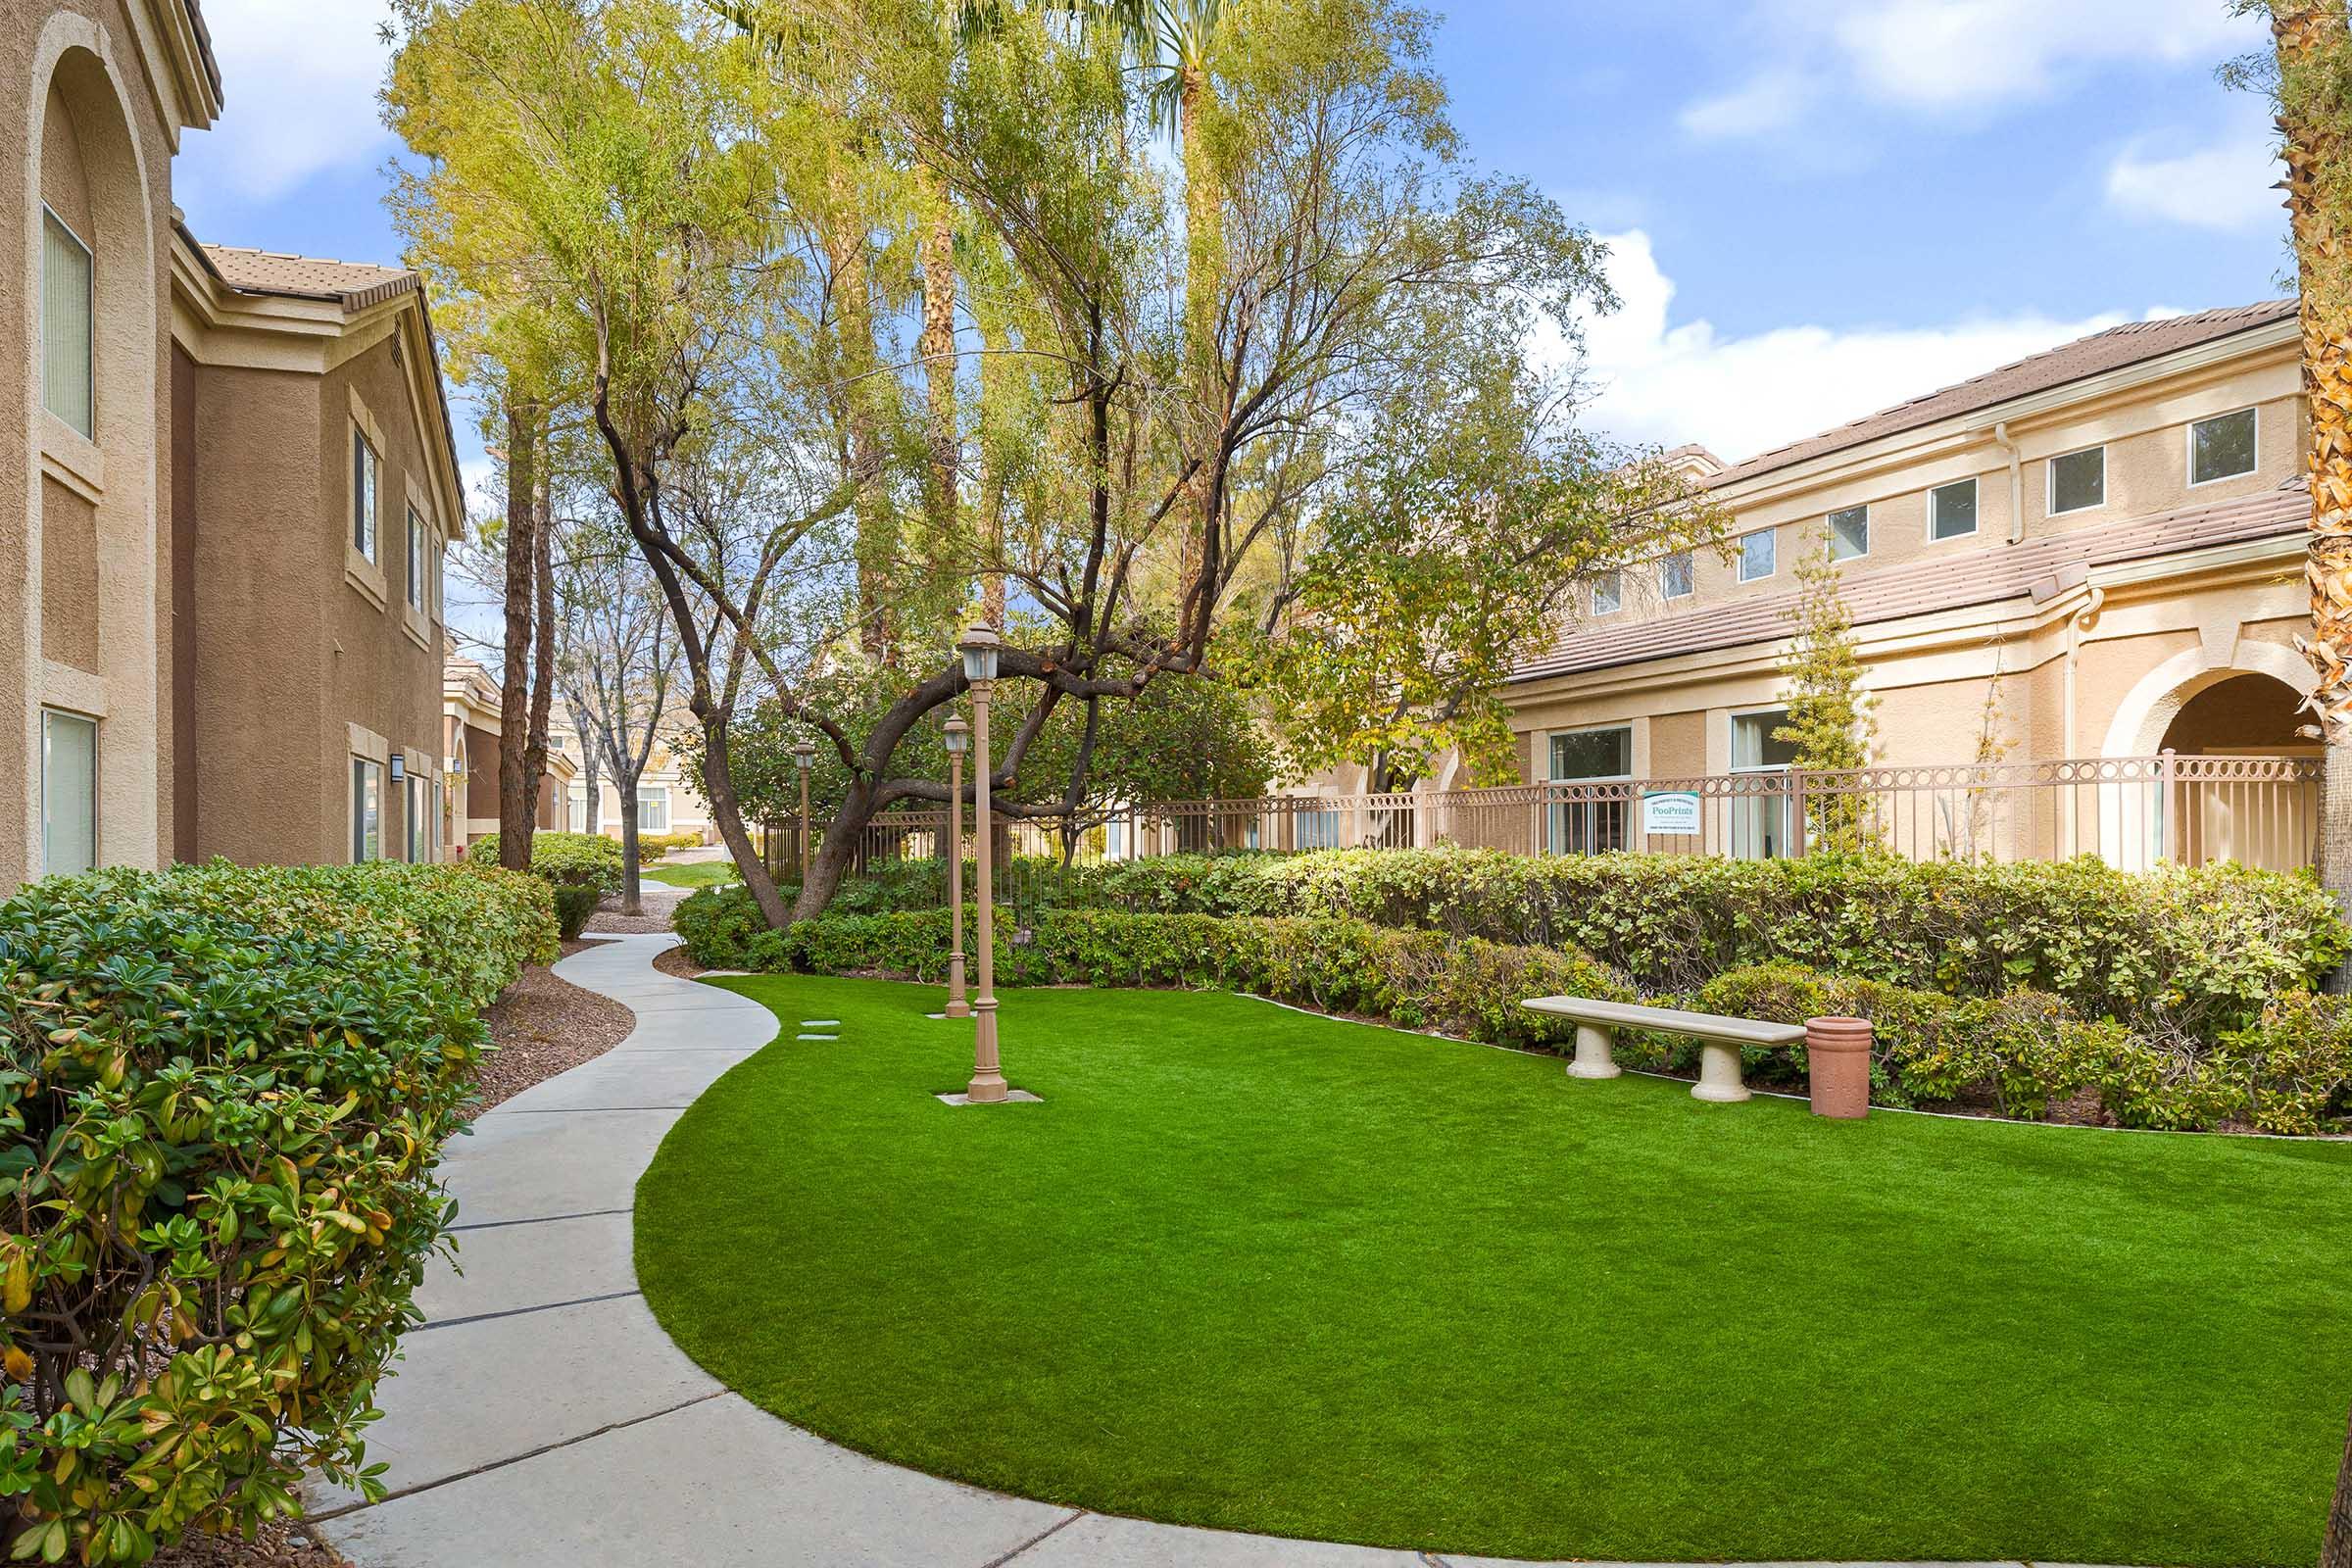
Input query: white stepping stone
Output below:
<box><xmin>795</xmin><ymin>1033</ymin><xmax>838</xmax><ymax>1042</ymax></box>
<box><xmin>800</xmin><ymin>1019</ymin><xmax>841</xmax><ymax>1027</ymax></box>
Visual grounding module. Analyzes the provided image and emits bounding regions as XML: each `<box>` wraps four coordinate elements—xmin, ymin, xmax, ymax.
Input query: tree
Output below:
<box><xmin>1774</xmin><ymin>526</ymin><xmax>1877</xmax><ymax>853</ymax></box>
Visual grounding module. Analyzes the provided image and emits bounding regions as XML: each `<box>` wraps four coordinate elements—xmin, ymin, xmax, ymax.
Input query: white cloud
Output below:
<box><xmin>2106</xmin><ymin>124</ymin><xmax>2284</xmax><ymax>233</ymax></box>
<box><xmin>1685</xmin><ymin>0</ymin><xmax>2255</xmax><ymax>136</ymax></box>
<box><xmin>1679</xmin><ymin>71</ymin><xmax>1813</xmax><ymax>140</ymax></box>
<box><xmin>173</xmin><ymin>0</ymin><xmax>395</xmax><ymax>205</ymax></box>
<box><xmin>1562</xmin><ymin>230</ymin><xmax>2132</xmax><ymax>463</ymax></box>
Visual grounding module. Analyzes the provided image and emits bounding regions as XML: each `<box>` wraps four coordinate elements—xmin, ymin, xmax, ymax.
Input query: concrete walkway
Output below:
<box><xmin>306</xmin><ymin>935</ymin><xmax>2074</xmax><ymax>1568</ymax></box>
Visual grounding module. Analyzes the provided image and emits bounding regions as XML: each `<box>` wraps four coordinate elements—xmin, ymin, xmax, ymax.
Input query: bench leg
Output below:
<box><xmin>1691</xmin><ymin>1042</ymin><xmax>1751</xmax><ymax>1103</ymax></box>
<box><xmin>1566</xmin><ymin>1023</ymin><xmax>1621</xmax><ymax>1080</ymax></box>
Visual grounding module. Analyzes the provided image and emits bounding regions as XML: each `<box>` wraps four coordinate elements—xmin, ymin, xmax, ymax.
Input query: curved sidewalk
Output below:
<box><xmin>307</xmin><ymin>934</ymin><xmax>2060</xmax><ymax>1568</ymax></box>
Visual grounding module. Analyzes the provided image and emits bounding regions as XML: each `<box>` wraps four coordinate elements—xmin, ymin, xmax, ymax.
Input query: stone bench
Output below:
<box><xmin>1520</xmin><ymin>995</ymin><xmax>1808</xmax><ymax>1104</ymax></box>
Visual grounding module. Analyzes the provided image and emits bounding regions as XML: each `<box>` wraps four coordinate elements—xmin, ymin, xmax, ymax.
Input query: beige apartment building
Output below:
<box><xmin>444</xmin><ymin>652</ymin><xmax>577</xmax><ymax>850</ymax></box>
<box><xmin>551</xmin><ymin>718</ymin><xmax>716</xmax><ymax>846</ymax></box>
<box><xmin>5</xmin><ymin>0</ymin><xmax>465</xmax><ymax>890</ymax></box>
<box><xmin>1502</xmin><ymin>301</ymin><xmax>2317</xmax><ymax>866</ymax></box>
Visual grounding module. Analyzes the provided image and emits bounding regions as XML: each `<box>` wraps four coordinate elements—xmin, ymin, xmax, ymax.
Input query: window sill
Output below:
<box><xmin>39</xmin><ymin>415</ymin><xmax>104</xmax><ymax>503</ymax></box>
<box><xmin>347</xmin><ymin>546</ymin><xmax>388</xmax><ymax>611</ymax></box>
<box><xmin>401</xmin><ymin>603</ymin><xmax>431</xmax><ymax>650</ymax></box>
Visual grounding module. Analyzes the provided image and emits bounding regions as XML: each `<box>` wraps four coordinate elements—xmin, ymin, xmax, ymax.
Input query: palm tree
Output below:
<box><xmin>2253</xmin><ymin>7</ymin><xmax>2352</xmax><ymax>1560</ymax></box>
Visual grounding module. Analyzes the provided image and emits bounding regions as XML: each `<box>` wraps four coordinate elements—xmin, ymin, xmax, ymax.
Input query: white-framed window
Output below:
<box><xmin>1546</xmin><ymin>725</ymin><xmax>1632</xmax><ymax>856</ymax></box>
<box><xmin>352</xmin><ymin>758</ymin><xmax>383</xmax><ymax>862</ymax></box>
<box><xmin>1928</xmin><ymin>477</ymin><xmax>1979</xmax><ymax>542</ymax></box>
<box><xmin>406</xmin><ymin>507</ymin><xmax>426</xmax><ymax>609</ymax></box>
<box><xmin>352</xmin><ymin>426</ymin><xmax>380</xmax><ymax>563</ymax></box>
<box><xmin>1660</xmin><ymin>550</ymin><xmax>1693</xmax><ymax>600</ymax></box>
<box><xmin>407</xmin><ymin>774</ymin><xmax>428</xmax><ymax>862</ymax></box>
<box><xmin>567</xmin><ymin>788</ymin><xmax>588</xmax><ymax>833</ymax></box>
<box><xmin>2188</xmin><ymin>407</ymin><xmax>2258</xmax><ymax>486</ymax></box>
<box><xmin>1828</xmin><ymin>505</ymin><xmax>1868</xmax><ymax>560</ymax></box>
<box><xmin>41</xmin><ymin>208</ymin><xmax>93</xmax><ymax>439</ymax></box>
<box><xmin>2049</xmin><ymin>445</ymin><xmax>2105</xmax><ymax>514</ymax></box>
<box><xmin>1730</xmin><ymin>707</ymin><xmax>1799</xmax><ymax>860</ymax></box>
<box><xmin>637</xmin><ymin>786</ymin><xmax>670</xmax><ymax>832</ymax></box>
<box><xmin>1738</xmin><ymin>528</ymin><xmax>1776</xmax><ymax>582</ymax></box>
<box><xmin>1591</xmin><ymin>569</ymin><xmax>1622</xmax><ymax>615</ymax></box>
<box><xmin>433</xmin><ymin>537</ymin><xmax>446</xmax><ymax>621</ymax></box>
<box><xmin>40</xmin><ymin>709</ymin><xmax>97</xmax><ymax>878</ymax></box>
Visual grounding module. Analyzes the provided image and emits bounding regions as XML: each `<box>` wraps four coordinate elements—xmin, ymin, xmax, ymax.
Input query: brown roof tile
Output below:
<box><xmin>1511</xmin><ymin>482</ymin><xmax>2308</xmax><ymax>684</ymax></box>
<box><xmin>183</xmin><ymin>0</ymin><xmax>224</xmax><ymax>101</ymax></box>
<box><xmin>199</xmin><ymin>244</ymin><xmax>418</xmax><ymax>312</ymax></box>
<box><xmin>1705</xmin><ymin>301</ymin><xmax>2297</xmax><ymax>489</ymax></box>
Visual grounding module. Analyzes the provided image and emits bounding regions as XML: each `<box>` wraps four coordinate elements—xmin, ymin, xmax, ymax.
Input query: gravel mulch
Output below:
<box><xmin>150</xmin><ymin>1520</ymin><xmax>348</xmax><ymax>1568</ymax></box>
<box><xmin>469</xmin><ymin>940</ymin><xmax>637</xmax><ymax>1115</ymax></box>
<box><xmin>585</xmin><ymin>900</ymin><xmax>681</xmax><ymax>934</ymax></box>
<box><xmin>654</xmin><ymin>944</ymin><xmax>710</xmax><ymax>981</ymax></box>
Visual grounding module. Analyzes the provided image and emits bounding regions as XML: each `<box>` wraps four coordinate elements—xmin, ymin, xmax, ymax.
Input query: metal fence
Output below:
<box><xmin>762</xmin><ymin>751</ymin><xmax>2321</xmax><ymax>886</ymax></box>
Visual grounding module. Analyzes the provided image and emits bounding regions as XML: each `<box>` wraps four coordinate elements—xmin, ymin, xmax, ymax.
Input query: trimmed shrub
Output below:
<box><xmin>0</xmin><ymin>860</ymin><xmax>555</xmax><ymax>1563</ymax></box>
<box><xmin>552</xmin><ymin>881</ymin><xmax>601</xmax><ymax>941</ymax></box>
<box><xmin>467</xmin><ymin>831</ymin><xmax>624</xmax><ymax>896</ymax></box>
<box><xmin>1036</xmin><ymin>850</ymin><xmax>2346</xmax><ymax>1044</ymax></box>
<box><xmin>696</xmin><ymin>906</ymin><xmax>1632</xmax><ymax>1056</ymax></box>
<box><xmin>634</xmin><ymin>830</ymin><xmax>705</xmax><ymax>864</ymax></box>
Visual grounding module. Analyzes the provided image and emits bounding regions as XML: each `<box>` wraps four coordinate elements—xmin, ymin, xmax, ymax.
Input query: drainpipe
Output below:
<box><xmin>1993</xmin><ymin>421</ymin><xmax>2025</xmax><ymax>544</ymax></box>
<box><xmin>2062</xmin><ymin>586</ymin><xmax>2107</xmax><ymax>855</ymax></box>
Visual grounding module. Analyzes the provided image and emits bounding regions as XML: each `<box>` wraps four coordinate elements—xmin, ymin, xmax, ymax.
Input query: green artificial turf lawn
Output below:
<box><xmin>640</xmin><ymin>859</ymin><xmax>738</xmax><ymax>888</ymax></box>
<box><xmin>633</xmin><ymin>975</ymin><xmax>2352</xmax><ymax>1565</ymax></box>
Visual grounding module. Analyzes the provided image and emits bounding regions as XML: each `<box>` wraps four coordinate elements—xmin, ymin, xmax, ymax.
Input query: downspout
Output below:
<box><xmin>1993</xmin><ymin>421</ymin><xmax>2025</xmax><ymax>544</ymax></box>
<box><xmin>2062</xmin><ymin>586</ymin><xmax>2107</xmax><ymax>855</ymax></box>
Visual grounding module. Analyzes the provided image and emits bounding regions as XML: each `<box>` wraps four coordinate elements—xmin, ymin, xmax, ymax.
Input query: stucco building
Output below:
<box><xmin>7</xmin><ymin>0</ymin><xmax>465</xmax><ymax>890</ymax></box>
<box><xmin>1502</xmin><ymin>301</ymin><xmax>2318</xmax><ymax>867</ymax></box>
<box><xmin>443</xmin><ymin>652</ymin><xmax>576</xmax><ymax>851</ymax></box>
<box><xmin>551</xmin><ymin>716</ymin><xmax>717</xmax><ymax>846</ymax></box>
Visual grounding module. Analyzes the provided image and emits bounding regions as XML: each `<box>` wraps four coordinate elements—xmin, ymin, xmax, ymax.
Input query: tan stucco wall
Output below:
<box><xmin>4</xmin><ymin>2</ymin><xmax>179</xmax><ymax>889</ymax></box>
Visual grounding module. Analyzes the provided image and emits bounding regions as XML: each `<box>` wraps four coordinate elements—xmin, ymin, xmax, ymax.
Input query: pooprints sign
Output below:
<box><xmin>1642</xmin><ymin>791</ymin><xmax>1701</xmax><ymax>837</ymax></box>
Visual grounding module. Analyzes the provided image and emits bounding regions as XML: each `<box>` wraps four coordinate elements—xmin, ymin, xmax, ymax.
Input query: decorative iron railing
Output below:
<box><xmin>761</xmin><ymin>751</ymin><xmax>2322</xmax><ymax>885</ymax></box>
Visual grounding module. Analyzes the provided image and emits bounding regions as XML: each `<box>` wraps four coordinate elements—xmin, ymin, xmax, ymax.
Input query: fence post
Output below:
<box><xmin>1789</xmin><ymin>767</ymin><xmax>1809</xmax><ymax>858</ymax></box>
<box><xmin>2159</xmin><ymin>748</ymin><xmax>2179</xmax><ymax>865</ymax></box>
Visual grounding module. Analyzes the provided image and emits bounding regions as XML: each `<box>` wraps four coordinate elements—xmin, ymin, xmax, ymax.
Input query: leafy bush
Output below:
<box><xmin>694</xmin><ymin>905</ymin><xmax>1631</xmax><ymax>1055</ymax></box>
<box><xmin>1035</xmin><ymin>850</ymin><xmax>2346</xmax><ymax>1044</ymax></box>
<box><xmin>633</xmin><ymin>830</ymin><xmax>704</xmax><ymax>864</ymax></box>
<box><xmin>467</xmin><ymin>831</ymin><xmax>624</xmax><ymax>896</ymax></box>
<box><xmin>552</xmin><ymin>881</ymin><xmax>601</xmax><ymax>941</ymax></box>
<box><xmin>0</xmin><ymin>860</ymin><xmax>555</xmax><ymax>1563</ymax></box>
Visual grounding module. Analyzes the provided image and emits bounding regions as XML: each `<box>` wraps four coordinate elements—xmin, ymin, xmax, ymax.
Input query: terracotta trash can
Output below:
<box><xmin>1804</xmin><ymin>1015</ymin><xmax>1873</xmax><ymax>1119</ymax></box>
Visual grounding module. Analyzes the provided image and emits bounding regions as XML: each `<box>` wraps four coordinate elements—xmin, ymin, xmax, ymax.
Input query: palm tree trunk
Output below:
<box><xmin>2274</xmin><ymin>9</ymin><xmax>2352</xmax><ymax>1561</ymax></box>
<box><xmin>1178</xmin><ymin>68</ymin><xmax>1218</xmax><ymax>594</ymax></box>
<box><xmin>826</xmin><ymin>158</ymin><xmax>891</xmax><ymax>659</ymax></box>
<box><xmin>497</xmin><ymin>402</ymin><xmax>538</xmax><ymax>871</ymax></box>
<box><xmin>918</xmin><ymin>172</ymin><xmax>958</xmax><ymax>542</ymax></box>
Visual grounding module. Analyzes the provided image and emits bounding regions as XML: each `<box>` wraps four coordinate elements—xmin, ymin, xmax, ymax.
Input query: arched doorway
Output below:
<box><xmin>2158</xmin><ymin>671</ymin><xmax>2319</xmax><ymax>870</ymax></box>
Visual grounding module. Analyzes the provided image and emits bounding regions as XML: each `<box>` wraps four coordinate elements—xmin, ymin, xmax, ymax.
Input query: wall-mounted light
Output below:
<box><xmin>389</xmin><ymin>754</ymin><xmax>407</xmax><ymax>782</ymax></box>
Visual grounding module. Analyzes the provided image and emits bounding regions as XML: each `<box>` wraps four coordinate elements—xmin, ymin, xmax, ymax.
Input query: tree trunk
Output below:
<box><xmin>2277</xmin><ymin>2</ymin><xmax>2352</xmax><ymax>999</ymax></box>
<box><xmin>827</xmin><ymin>159</ymin><xmax>891</xmax><ymax>659</ymax></box>
<box><xmin>617</xmin><ymin>772</ymin><xmax>643</xmax><ymax>917</ymax></box>
<box><xmin>497</xmin><ymin>404</ymin><xmax>538</xmax><ymax>870</ymax></box>
<box><xmin>918</xmin><ymin>175</ymin><xmax>958</xmax><ymax>541</ymax></box>
<box><xmin>698</xmin><ymin>709</ymin><xmax>789</xmax><ymax>927</ymax></box>
<box><xmin>2327</xmin><ymin>1397</ymin><xmax>2352</xmax><ymax>1568</ymax></box>
<box><xmin>523</xmin><ymin>464</ymin><xmax>557</xmax><ymax>836</ymax></box>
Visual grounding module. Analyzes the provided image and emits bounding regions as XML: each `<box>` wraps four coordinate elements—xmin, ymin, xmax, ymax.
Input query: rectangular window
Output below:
<box><xmin>352</xmin><ymin>758</ymin><xmax>383</xmax><ymax>862</ymax></box>
<box><xmin>406</xmin><ymin>508</ymin><xmax>425</xmax><ymax>609</ymax></box>
<box><xmin>433</xmin><ymin>539</ymin><xmax>445</xmax><ymax>620</ymax></box>
<box><xmin>567</xmin><ymin>789</ymin><xmax>588</xmax><ymax>834</ymax></box>
<box><xmin>407</xmin><ymin>774</ymin><xmax>428</xmax><ymax>862</ymax></box>
<box><xmin>1660</xmin><ymin>551</ymin><xmax>1692</xmax><ymax>600</ymax></box>
<box><xmin>40</xmin><ymin>710</ymin><xmax>97</xmax><ymax>877</ymax></box>
<box><xmin>1546</xmin><ymin>726</ymin><xmax>1631</xmax><ymax>856</ymax></box>
<box><xmin>1928</xmin><ymin>477</ymin><xmax>1979</xmax><ymax>541</ymax></box>
<box><xmin>41</xmin><ymin>208</ymin><xmax>93</xmax><ymax>439</ymax></box>
<box><xmin>1730</xmin><ymin>709</ymin><xmax>1798</xmax><ymax>860</ymax></box>
<box><xmin>638</xmin><ymin>786</ymin><xmax>670</xmax><ymax>832</ymax></box>
<box><xmin>1738</xmin><ymin>528</ymin><xmax>1776</xmax><ymax>582</ymax></box>
<box><xmin>2049</xmin><ymin>445</ymin><xmax>2105</xmax><ymax>514</ymax></box>
<box><xmin>1592</xmin><ymin>569</ymin><xmax>1622</xmax><ymax>615</ymax></box>
<box><xmin>2189</xmin><ymin>407</ymin><xmax>2258</xmax><ymax>485</ymax></box>
<box><xmin>1828</xmin><ymin>505</ymin><xmax>1868</xmax><ymax>560</ymax></box>
<box><xmin>353</xmin><ymin>427</ymin><xmax>379</xmax><ymax>562</ymax></box>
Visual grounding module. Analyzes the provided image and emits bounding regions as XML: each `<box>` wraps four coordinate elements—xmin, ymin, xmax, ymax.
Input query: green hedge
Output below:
<box><xmin>635</xmin><ymin>830</ymin><xmax>705</xmax><ymax>863</ymax></box>
<box><xmin>680</xmin><ymin>896</ymin><xmax>2352</xmax><ymax>1135</ymax></box>
<box><xmin>1027</xmin><ymin>850</ymin><xmax>2348</xmax><ymax>1043</ymax></box>
<box><xmin>467</xmin><ymin>830</ymin><xmax>624</xmax><ymax>896</ymax></box>
<box><xmin>0</xmin><ymin>861</ymin><xmax>556</xmax><ymax>1563</ymax></box>
<box><xmin>679</xmin><ymin>901</ymin><xmax>1631</xmax><ymax>1054</ymax></box>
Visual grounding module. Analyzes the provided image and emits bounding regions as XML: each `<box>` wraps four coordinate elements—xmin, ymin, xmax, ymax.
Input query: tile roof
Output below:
<box><xmin>183</xmin><ymin>0</ymin><xmax>224</xmax><ymax>100</ymax></box>
<box><xmin>198</xmin><ymin>245</ymin><xmax>419</xmax><ymax>313</ymax></box>
<box><xmin>1511</xmin><ymin>482</ymin><xmax>2308</xmax><ymax>684</ymax></box>
<box><xmin>1705</xmin><ymin>301</ymin><xmax>2298</xmax><ymax>489</ymax></box>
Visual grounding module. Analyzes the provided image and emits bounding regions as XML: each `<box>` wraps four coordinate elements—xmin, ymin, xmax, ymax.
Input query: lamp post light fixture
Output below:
<box><xmin>956</xmin><ymin>623</ymin><xmax>1007</xmax><ymax>1102</ymax></box>
<box><xmin>791</xmin><ymin>740</ymin><xmax>816</xmax><ymax>881</ymax></box>
<box><xmin>943</xmin><ymin>715</ymin><xmax>971</xmax><ymax>1019</ymax></box>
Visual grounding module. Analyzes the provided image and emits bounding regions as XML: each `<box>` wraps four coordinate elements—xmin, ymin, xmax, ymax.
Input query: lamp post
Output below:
<box><xmin>791</xmin><ymin>740</ymin><xmax>815</xmax><ymax>882</ymax></box>
<box><xmin>943</xmin><ymin>715</ymin><xmax>971</xmax><ymax>1019</ymax></box>
<box><xmin>957</xmin><ymin>623</ymin><xmax>1007</xmax><ymax>1102</ymax></box>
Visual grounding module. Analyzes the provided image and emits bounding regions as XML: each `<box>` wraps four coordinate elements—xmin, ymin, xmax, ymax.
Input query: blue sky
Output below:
<box><xmin>174</xmin><ymin>0</ymin><xmax>2287</xmax><ymax>486</ymax></box>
